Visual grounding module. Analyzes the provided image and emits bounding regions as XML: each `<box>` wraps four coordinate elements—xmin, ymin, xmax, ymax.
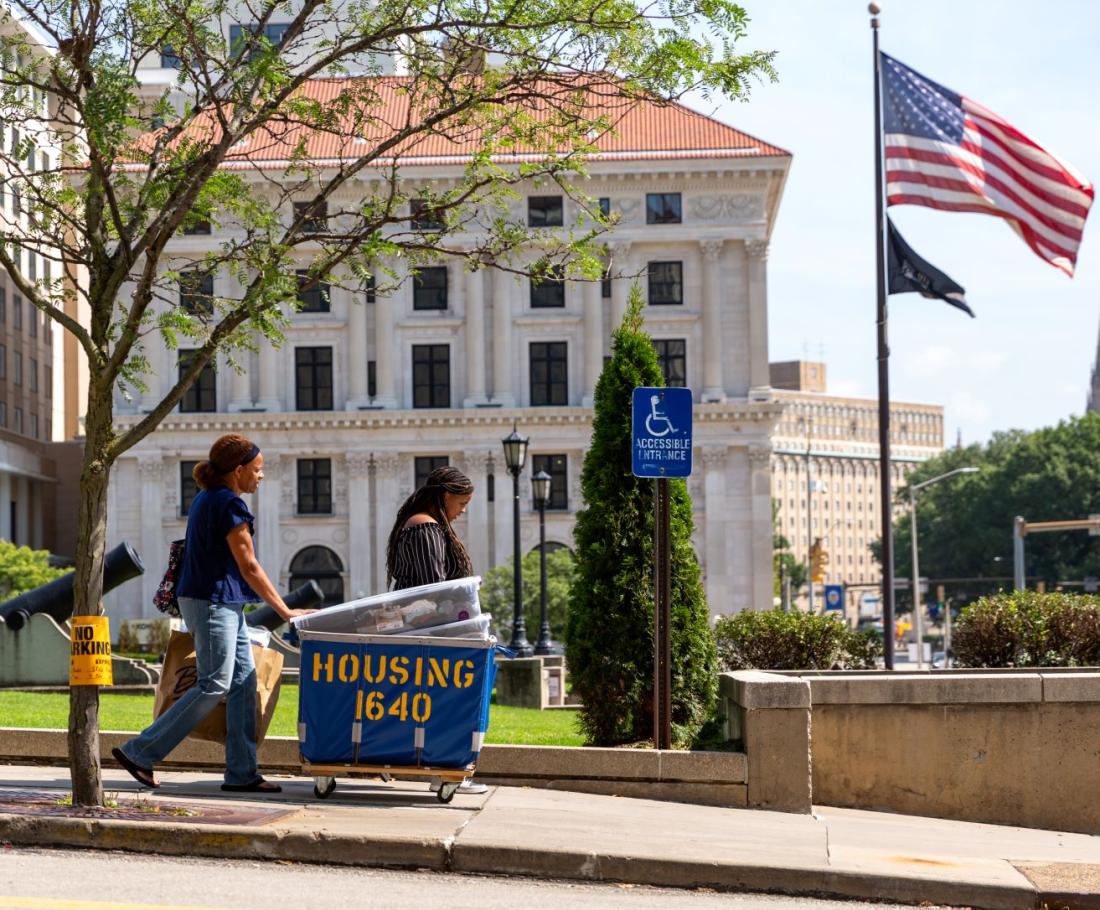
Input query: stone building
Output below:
<box><xmin>0</xmin><ymin>17</ymin><xmax>67</xmax><ymax>553</ymax></box>
<box><xmin>101</xmin><ymin>77</ymin><xmax>792</xmax><ymax>621</ymax></box>
<box><xmin>769</xmin><ymin>361</ymin><xmax>944</xmax><ymax>610</ymax></box>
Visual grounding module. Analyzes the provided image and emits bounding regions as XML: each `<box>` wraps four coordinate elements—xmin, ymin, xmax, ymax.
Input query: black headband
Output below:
<box><xmin>238</xmin><ymin>444</ymin><xmax>261</xmax><ymax>467</ymax></box>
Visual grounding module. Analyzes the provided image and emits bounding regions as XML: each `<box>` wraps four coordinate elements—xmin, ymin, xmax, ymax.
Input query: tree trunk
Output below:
<box><xmin>67</xmin><ymin>380</ymin><xmax>114</xmax><ymax>807</ymax></box>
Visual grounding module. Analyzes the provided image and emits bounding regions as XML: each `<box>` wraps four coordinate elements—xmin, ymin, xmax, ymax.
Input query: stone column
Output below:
<box><xmin>372</xmin><ymin>453</ymin><xmax>401</xmax><ymax>592</ymax></box>
<box><xmin>582</xmin><ymin>277</ymin><xmax>603</xmax><ymax>407</ymax></box>
<box><xmin>491</xmin><ymin>267</ymin><xmax>516</xmax><ymax>406</ymax></box>
<box><xmin>346</xmin><ymin>450</ymin><xmax>372</xmax><ymax>599</ymax></box>
<box><xmin>463</xmin><ymin>450</ymin><xmax>492</xmax><ymax>574</ymax></box>
<box><xmin>256</xmin><ymin>452</ymin><xmax>282</xmax><ymax>578</ymax></box>
<box><xmin>256</xmin><ymin>341</ymin><xmax>281</xmax><ymax>411</ymax></box>
<box><xmin>346</xmin><ymin>291</ymin><xmax>370</xmax><ymax>409</ymax></box>
<box><xmin>0</xmin><ymin>471</ymin><xmax>11</xmax><ymax>540</ymax></box>
<box><xmin>746</xmin><ymin>239</ymin><xmax>771</xmax><ymax>398</ymax></box>
<box><xmin>30</xmin><ymin>480</ymin><xmax>42</xmax><ymax>549</ymax></box>
<box><xmin>609</xmin><ymin>241</ymin><xmax>634</xmax><ymax>332</ymax></box>
<box><xmin>139</xmin><ymin>323</ymin><xmax>164</xmax><ymax>412</ymax></box>
<box><xmin>374</xmin><ymin>261</ymin><xmax>400</xmax><ymax>408</ymax></box>
<box><xmin>748</xmin><ymin>444</ymin><xmax>774</xmax><ymax>612</ymax></box>
<box><xmin>227</xmin><ymin>351</ymin><xmax>252</xmax><ymax>411</ymax></box>
<box><xmin>700</xmin><ymin>239</ymin><xmax>726</xmax><ymax>403</ymax></box>
<box><xmin>464</xmin><ymin>268</ymin><xmax>488</xmax><ymax>406</ymax></box>
<box><xmin>702</xmin><ymin>446</ymin><xmax>729</xmax><ymax>613</ymax></box>
<box><xmin>138</xmin><ymin>455</ymin><xmax>164</xmax><ymax>614</ymax></box>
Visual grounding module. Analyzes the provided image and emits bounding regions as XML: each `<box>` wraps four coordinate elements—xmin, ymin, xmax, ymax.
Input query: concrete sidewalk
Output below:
<box><xmin>0</xmin><ymin>764</ymin><xmax>1097</xmax><ymax>910</ymax></box>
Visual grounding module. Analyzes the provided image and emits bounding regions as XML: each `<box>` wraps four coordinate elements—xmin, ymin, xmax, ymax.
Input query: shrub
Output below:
<box><xmin>481</xmin><ymin>548</ymin><xmax>576</xmax><ymax>644</ymax></box>
<box><xmin>954</xmin><ymin>591</ymin><xmax>1100</xmax><ymax>667</ymax></box>
<box><xmin>566</xmin><ymin>288</ymin><xmax>716</xmax><ymax>746</ymax></box>
<box><xmin>714</xmin><ymin>609</ymin><xmax>881</xmax><ymax>671</ymax></box>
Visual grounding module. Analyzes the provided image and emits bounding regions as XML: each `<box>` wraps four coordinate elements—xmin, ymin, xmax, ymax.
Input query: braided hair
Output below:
<box><xmin>386</xmin><ymin>465</ymin><xmax>474</xmax><ymax>586</ymax></box>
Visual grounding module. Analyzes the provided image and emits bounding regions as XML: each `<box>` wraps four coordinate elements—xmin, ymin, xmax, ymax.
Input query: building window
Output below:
<box><xmin>410</xmin><ymin>199</ymin><xmax>444</xmax><ymax>231</ymax></box>
<box><xmin>13</xmin><ymin>352</ymin><xmax>21</xmax><ymax>387</ymax></box>
<box><xmin>297</xmin><ymin>458</ymin><xmax>333</xmax><ymax>514</ymax></box>
<box><xmin>44</xmin><ymin>364</ymin><xmax>51</xmax><ymax>398</ymax></box>
<box><xmin>527</xmin><ymin>195</ymin><xmax>563</xmax><ymax>228</ymax></box>
<box><xmin>530</xmin><ymin>266</ymin><xmax>565</xmax><ymax>308</ymax></box>
<box><xmin>647</xmin><ymin>261</ymin><xmax>683</xmax><ymax>306</ymax></box>
<box><xmin>598</xmin><ymin>197</ymin><xmax>611</xmax><ymax>218</ymax></box>
<box><xmin>414</xmin><ymin>456</ymin><xmax>449</xmax><ymax>490</ymax></box>
<box><xmin>412</xmin><ymin>344</ymin><xmax>450</xmax><ymax>408</ymax></box>
<box><xmin>364</xmin><ymin>274</ymin><xmax>376</xmax><ymax>304</ymax></box>
<box><xmin>28</xmin><ymin>357</ymin><xmax>36</xmax><ymax>393</ymax></box>
<box><xmin>367</xmin><ymin>360</ymin><xmax>376</xmax><ymax>398</ymax></box>
<box><xmin>289</xmin><ymin>545</ymin><xmax>345</xmax><ymax>607</ymax></box>
<box><xmin>180</xmin><ymin>461</ymin><xmax>199</xmax><ymax>517</ymax></box>
<box><xmin>178</xmin><ymin>349</ymin><xmax>216</xmax><ymax>412</ymax></box>
<box><xmin>530</xmin><ymin>341</ymin><xmax>568</xmax><ymax>406</ymax></box>
<box><xmin>296</xmin><ymin>270</ymin><xmax>331</xmax><ymax>312</ymax></box>
<box><xmin>0</xmin><ymin>401</ymin><xmax>7</xmax><ymax>427</ymax></box>
<box><xmin>28</xmin><ymin>307</ymin><xmax>36</xmax><ymax>337</ymax></box>
<box><xmin>29</xmin><ymin>413</ymin><xmax>37</xmax><ymax>438</ymax></box>
<box><xmin>13</xmin><ymin>406</ymin><xmax>22</xmax><ymax>434</ymax></box>
<box><xmin>601</xmin><ymin>264</ymin><xmax>611</xmax><ymax>299</ymax></box>
<box><xmin>413</xmin><ymin>267</ymin><xmax>448</xmax><ymax>311</ymax></box>
<box><xmin>13</xmin><ymin>295</ymin><xmax>21</xmax><ymax>331</ymax></box>
<box><xmin>646</xmin><ymin>192</ymin><xmax>682</xmax><ymax>224</ymax></box>
<box><xmin>0</xmin><ymin>345</ymin><xmax>6</xmax><ymax>380</ymax></box>
<box><xmin>0</xmin><ymin>287</ymin><xmax>6</xmax><ymax>322</ymax></box>
<box><xmin>293</xmin><ymin>200</ymin><xmax>327</xmax><ymax>234</ymax></box>
<box><xmin>183</xmin><ymin>217</ymin><xmax>211</xmax><ymax>235</ymax></box>
<box><xmin>229</xmin><ymin>22</ymin><xmax>291</xmax><ymax>60</ymax></box>
<box><xmin>295</xmin><ymin>346</ymin><xmax>334</xmax><ymax>411</ymax></box>
<box><xmin>179</xmin><ymin>270</ymin><xmax>214</xmax><ymax>316</ymax></box>
<box><xmin>160</xmin><ymin>46</ymin><xmax>182</xmax><ymax>68</ymax></box>
<box><xmin>653</xmin><ymin>339</ymin><xmax>686</xmax><ymax>387</ymax></box>
<box><xmin>532</xmin><ymin>454</ymin><xmax>568</xmax><ymax>510</ymax></box>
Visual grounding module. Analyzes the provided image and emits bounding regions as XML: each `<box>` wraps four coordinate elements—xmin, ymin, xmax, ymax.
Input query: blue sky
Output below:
<box><xmin>690</xmin><ymin>1</ymin><xmax>1100</xmax><ymax>446</ymax></box>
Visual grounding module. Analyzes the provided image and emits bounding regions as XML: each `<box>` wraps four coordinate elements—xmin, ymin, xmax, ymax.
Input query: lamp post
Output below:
<box><xmin>799</xmin><ymin>416</ymin><xmax>815</xmax><ymax>613</ymax></box>
<box><xmin>531</xmin><ymin>469</ymin><xmax>555</xmax><ymax>655</ymax></box>
<box><xmin>909</xmin><ymin>466</ymin><xmax>978</xmax><ymax>668</ymax></box>
<box><xmin>501</xmin><ymin>423</ymin><xmax>533</xmax><ymax>656</ymax></box>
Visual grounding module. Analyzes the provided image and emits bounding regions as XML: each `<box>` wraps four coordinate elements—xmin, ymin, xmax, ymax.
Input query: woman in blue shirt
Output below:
<box><xmin>113</xmin><ymin>434</ymin><xmax>313</xmax><ymax>792</ymax></box>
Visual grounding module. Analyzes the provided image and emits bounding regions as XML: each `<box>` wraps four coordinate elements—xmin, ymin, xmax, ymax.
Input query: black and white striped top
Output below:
<box><xmin>391</xmin><ymin>522</ymin><xmax>463</xmax><ymax>590</ymax></box>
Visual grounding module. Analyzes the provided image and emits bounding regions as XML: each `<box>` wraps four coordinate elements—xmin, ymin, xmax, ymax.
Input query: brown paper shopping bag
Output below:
<box><xmin>153</xmin><ymin>630</ymin><xmax>284</xmax><ymax>744</ymax></box>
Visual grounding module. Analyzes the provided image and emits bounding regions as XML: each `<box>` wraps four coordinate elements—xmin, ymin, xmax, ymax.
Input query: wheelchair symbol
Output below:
<box><xmin>645</xmin><ymin>394</ymin><xmax>678</xmax><ymax>437</ymax></box>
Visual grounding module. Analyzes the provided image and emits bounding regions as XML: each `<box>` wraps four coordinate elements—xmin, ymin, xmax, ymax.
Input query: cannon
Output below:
<box><xmin>245</xmin><ymin>580</ymin><xmax>324</xmax><ymax>632</ymax></box>
<box><xmin>0</xmin><ymin>542</ymin><xmax>144</xmax><ymax>632</ymax></box>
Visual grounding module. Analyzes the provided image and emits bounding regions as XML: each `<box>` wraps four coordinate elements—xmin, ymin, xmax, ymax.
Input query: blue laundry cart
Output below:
<box><xmin>296</xmin><ymin>629</ymin><xmax>497</xmax><ymax>802</ymax></box>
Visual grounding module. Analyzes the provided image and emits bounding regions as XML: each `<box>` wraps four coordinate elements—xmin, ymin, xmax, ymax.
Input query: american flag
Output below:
<box><xmin>881</xmin><ymin>52</ymin><xmax>1093</xmax><ymax>276</ymax></box>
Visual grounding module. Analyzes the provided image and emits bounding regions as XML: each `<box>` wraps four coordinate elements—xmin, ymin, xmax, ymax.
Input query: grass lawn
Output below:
<box><xmin>0</xmin><ymin>687</ymin><xmax>584</xmax><ymax>747</ymax></box>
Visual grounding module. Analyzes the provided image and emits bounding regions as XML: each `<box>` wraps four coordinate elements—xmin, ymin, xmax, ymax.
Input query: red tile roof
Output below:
<box><xmin>138</xmin><ymin>76</ymin><xmax>789</xmax><ymax>169</ymax></box>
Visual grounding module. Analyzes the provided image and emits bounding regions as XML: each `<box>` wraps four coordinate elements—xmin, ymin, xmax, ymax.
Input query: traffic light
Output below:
<box><xmin>810</xmin><ymin>537</ymin><xmax>829</xmax><ymax>583</ymax></box>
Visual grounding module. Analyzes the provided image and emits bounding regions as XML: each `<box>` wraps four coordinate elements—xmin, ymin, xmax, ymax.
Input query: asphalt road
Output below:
<box><xmin>0</xmin><ymin>847</ymin><xmax>954</xmax><ymax>910</ymax></box>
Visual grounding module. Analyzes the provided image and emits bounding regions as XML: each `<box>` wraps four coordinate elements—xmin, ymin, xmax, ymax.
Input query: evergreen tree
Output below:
<box><xmin>566</xmin><ymin>287</ymin><xmax>717</xmax><ymax>745</ymax></box>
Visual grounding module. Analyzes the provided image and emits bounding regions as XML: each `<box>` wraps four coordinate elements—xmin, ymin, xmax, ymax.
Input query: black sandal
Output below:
<box><xmin>221</xmin><ymin>777</ymin><xmax>282</xmax><ymax>793</ymax></box>
<box><xmin>111</xmin><ymin>747</ymin><xmax>160</xmax><ymax>789</ymax></box>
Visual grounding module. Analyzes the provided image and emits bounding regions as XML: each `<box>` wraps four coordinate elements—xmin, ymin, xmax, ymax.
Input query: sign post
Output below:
<box><xmin>632</xmin><ymin>387</ymin><xmax>693</xmax><ymax>751</ymax></box>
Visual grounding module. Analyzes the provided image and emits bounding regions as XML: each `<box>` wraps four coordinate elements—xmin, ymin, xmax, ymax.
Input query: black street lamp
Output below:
<box><xmin>501</xmin><ymin>423</ymin><xmax>533</xmax><ymax>656</ymax></box>
<box><xmin>531</xmin><ymin>469</ymin><xmax>555</xmax><ymax>655</ymax></box>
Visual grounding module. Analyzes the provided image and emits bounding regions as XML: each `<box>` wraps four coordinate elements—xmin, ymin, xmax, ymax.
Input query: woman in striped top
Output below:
<box><xmin>386</xmin><ymin>466</ymin><xmax>474</xmax><ymax>591</ymax></box>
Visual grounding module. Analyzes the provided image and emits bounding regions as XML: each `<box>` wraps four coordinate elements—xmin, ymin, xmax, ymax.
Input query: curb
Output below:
<box><xmin>0</xmin><ymin>810</ymin><xmax>1045</xmax><ymax>910</ymax></box>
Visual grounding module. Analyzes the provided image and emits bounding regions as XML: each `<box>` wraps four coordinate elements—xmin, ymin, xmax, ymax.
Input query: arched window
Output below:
<box><xmin>289</xmin><ymin>546</ymin><xmax>345</xmax><ymax>606</ymax></box>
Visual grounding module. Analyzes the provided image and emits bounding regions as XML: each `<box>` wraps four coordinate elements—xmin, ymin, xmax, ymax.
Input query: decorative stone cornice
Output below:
<box><xmin>699</xmin><ymin>239</ymin><xmax>724</xmax><ymax>261</ymax></box>
<box><xmin>701</xmin><ymin>446</ymin><xmax>728</xmax><ymax>470</ymax></box>
<box><xmin>346</xmin><ymin>450</ymin><xmax>372</xmax><ymax>478</ymax></box>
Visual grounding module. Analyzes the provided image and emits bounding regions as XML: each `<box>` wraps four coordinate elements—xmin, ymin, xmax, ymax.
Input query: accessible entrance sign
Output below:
<box><xmin>631</xmin><ymin>387</ymin><xmax>693</xmax><ymax>478</ymax></box>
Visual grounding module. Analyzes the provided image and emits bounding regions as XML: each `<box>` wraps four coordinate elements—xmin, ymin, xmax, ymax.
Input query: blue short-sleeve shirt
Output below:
<box><xmin>176</xmin><ymin>485</ymin><xmax>259</xmax><ymax>605</ymax></box>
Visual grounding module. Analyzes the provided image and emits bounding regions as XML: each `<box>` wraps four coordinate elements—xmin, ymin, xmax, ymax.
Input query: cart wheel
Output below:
<box><xmin>437</xmin><ymin>781</ymin><xmax>461</xmax><ymax>804</ymax></box>
<box><xmin>313</xmin><ymin>776</ymin><xmax>336</xmax><ymax>799</ymax></box>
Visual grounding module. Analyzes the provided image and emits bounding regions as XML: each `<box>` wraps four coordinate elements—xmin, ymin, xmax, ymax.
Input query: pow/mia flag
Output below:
<box><xmin>887</xmin><ymin>218</ymin><xmax>973</xmax><ymax>317</ymax></box>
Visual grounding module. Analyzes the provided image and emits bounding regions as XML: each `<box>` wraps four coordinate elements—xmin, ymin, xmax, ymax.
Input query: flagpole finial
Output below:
<box><xmin>869</xmin><ymin>2</ymin><xmax>881</xmax><ymax>27</ymax></box>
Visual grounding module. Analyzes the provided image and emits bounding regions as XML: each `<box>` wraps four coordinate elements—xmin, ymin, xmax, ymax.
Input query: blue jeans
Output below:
<box><xmin>120</xmin><ymin>597</ymin><xmax>259</xmax><ymax>786</ymax></box>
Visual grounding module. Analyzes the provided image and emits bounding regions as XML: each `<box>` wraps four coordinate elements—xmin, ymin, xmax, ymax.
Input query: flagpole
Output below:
<box><xmin>870</xmin><ymin>2</ymin><xmax>896</xmax><ymax>670</ymax></box>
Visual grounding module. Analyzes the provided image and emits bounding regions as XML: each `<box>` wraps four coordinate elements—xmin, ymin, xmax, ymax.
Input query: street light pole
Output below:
<box><xmin>801</xmin><ymin>416</ymin><xmax>815</xmax><ymax>613</ymax></box>
<box><xmin>909</xmin><ymin>466</ymin><xmax>978</xmax><ymax>669</ymax></box>
<box><xmin>501</xmin><ymin>423</ymin><xmax>533</xmax><ymax>657</ymax></box>
<box><xmin>532</xmin><ymin>469</ymin><xmax>554</xmax><ymax>655</ymax></box>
